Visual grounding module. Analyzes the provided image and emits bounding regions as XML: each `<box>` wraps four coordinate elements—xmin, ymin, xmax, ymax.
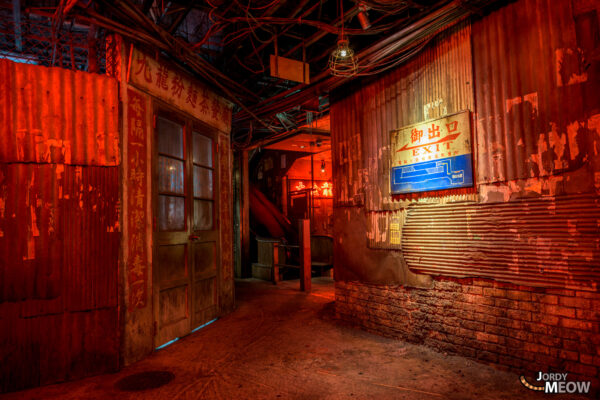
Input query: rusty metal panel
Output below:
<box><xmin>473</xmin><ymin>0</ymin><xmax>600</xmax><ymax>187</ymax></box>
<box><xmin>331</xmin><ymin>21</ymin><xmax>474</xmax><ymax>211</ymax></box>
<box><xmin>0</xmin><ymin>163</ymin><xmax>119</xmax><ymax>391</ymax></box>
<box><xmin>331</xmin><ymin>87</ymin><xmax>364</xmax><ymax>207</ymax></box>
<box><xmin>366</xmin><ymin>210</ymin><xmax>404</xmax><ymax>250</ymax></box>
<box><xmin>0</xmin><ymin>59</ymin><xmax>119</xmax><ymax>165</ymax></box>
<box><xmin>402</xmin><ymin>194</ymin><xmax>600</xmax><ymax>291</ymax></box>
<box><xmin>0</xmin><ymin>164</ymin><xmax>119</xmax><ymax>310</ymax></box>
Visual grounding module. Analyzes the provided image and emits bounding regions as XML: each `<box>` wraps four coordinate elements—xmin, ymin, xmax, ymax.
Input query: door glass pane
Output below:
<box><xmin>157</xmin><ymin>117</ymin><xmax>183</xmax><ymax>159</ymax></box>
<box><xmin>193</xmin><ymin>200</ymin><xmax>213</xmax><ymax>231</ymax></box>
<box><xmin>193</xmin><ymin>132</ymin><xmax>212</xmax><ymax>167</ymax></box>
<box><xmin>193</xmin><ymin>166</ymin><xmax>213</xmax><ymax>199</ymax></box>
<box><xmin>159</xmin><ymin>156</ymin><xmax>184</xmax><ymax>194</ymax></box>
<box><xmin>158</xmin><ymin>195</ymin><xmax>185</xmax><ymax>231</ymax></box>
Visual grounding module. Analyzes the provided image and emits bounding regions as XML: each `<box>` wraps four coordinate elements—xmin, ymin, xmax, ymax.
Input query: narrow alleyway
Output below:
<box><xmin>1</xmin><ymin>278</ymin><xmax>585</xmax><ymax>400</ymax></box>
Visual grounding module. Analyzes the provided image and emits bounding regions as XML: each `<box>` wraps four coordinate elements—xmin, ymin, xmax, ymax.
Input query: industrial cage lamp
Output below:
<box><xmin>328</xmin><ymin>0</ymin><xmax>358</xmax><ymax>77</ymax></box>
<box><xmin>329</xmin><ymin>38</ymin><xmax>358</xmax><ymax>76</ymax></box>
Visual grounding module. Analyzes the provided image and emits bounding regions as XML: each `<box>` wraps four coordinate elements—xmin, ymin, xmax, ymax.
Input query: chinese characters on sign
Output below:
<box><xmin>127</xmin><ymin>89</ymin><xmax>148</xmax><ymax>311</ymax></box>
<box><xmin>291</xmin><ymin>180</ymin><xmax>333</xmax><ymax>197</ymax></box>
<box><xmin>390</xmin><ymin>111</ymin><xmax>473</xmax><ymax>194</ymax></box>
<box><xmin>128</xmin><ymin>47</ymin><xmax>232</xmax><ymax>133</ymax></box>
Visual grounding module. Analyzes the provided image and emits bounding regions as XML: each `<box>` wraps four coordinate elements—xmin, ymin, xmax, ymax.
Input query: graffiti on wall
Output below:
<box><xmin>127</xmin><ymin>89</ymin><xmax>148</xmax><ymax>311</ymax></box>
<box><xmin>390</xmin><ymin>110</ymin><xmax>473</xmax><ymax>194</ymax></box>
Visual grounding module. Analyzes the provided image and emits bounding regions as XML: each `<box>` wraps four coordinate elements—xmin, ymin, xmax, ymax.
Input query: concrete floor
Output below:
<box><xmin>1</xmin><ymin>278</ymin><xmax>587</xmax><ymax>400</ymax></box>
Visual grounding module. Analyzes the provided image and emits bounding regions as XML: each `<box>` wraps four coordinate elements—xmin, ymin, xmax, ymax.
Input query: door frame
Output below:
<box><xmin>151</xmin><ymin>98</ymin><xmax>222</xmax><ymax>348</ymax></box>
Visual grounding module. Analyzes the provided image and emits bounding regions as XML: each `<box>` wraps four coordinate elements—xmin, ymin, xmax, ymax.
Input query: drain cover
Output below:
<box><xmin>115</xmin><ymin>371</ymin><xmax>175</xmax><ymax>391</ymax></box>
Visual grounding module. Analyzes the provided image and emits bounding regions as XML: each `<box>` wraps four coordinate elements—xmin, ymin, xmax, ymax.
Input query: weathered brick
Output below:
<box><xmin>536</xmin><ymin>334</ymin><xmax>562</xmax><ymax>347</ymax></box>
<box><xmin>561</xmin><ymin>318</ymin><xmax>594</xmax><ymax>331</ymax></box>
<box><xmin>534</xmin><ymin>353</ymin><xmax>560</xmax><ymax>368</ymax></box>
<box><xmin>543</xmin><ymin>304</ymin><xmax>576</xmax><ymax>318</ymax></box>
<box><xmin>494</xmin><ymin>298</ymin><xmax>520</xmax><ymax>310</ymax></box>
<box><xmin>463</xmin><ymin>286</ymin><xmax>483</xmax><ymax>295</ymax></box>
<box><xmin>335</xmin><ymin>281</ymin><xmax>599</xmax><ymax>386</ymax></box>
<box><xmin>559</xmin><ymin>296</ymin><xmax>590</xmax><ymax>309</ymax></box>
<box><xmin>546</xmin><ymin>289</ymin><xmax>576</xmax><ymax>297</ymax></box>
<box><xmin>564</xmin><ymin>361</ymin><xmax>597</xmax><ymax>377</ymax></box>
<box><xmin>506</xmin><ymin>290</ymin><xmax>531</xmax><ymax>302</ymax></box>
<box><xmin>461</xmin><ymin>320</ymin><xmax>485</xmax><ymax>332</ymax></box>
<box><xmin>578</xmin><ymin>354</ymin><xmax>594</xmax><ymax>366</ymax></box>
<box><xmin>531</xmin><ymin>313</ymin><xmax>559</xmax><ymax>326</ymax></box>
<box><xmin>576</xmin><ymin>309</ymin><xmax>600</xmax><ymax>321</ymax></box>
<box><xmin>483</xmin><ymin>288</ymin><xmax>506</xmax><ymax>297</ymax></box>
<box><xmin>475</xmin><ymin>331</ymin><xmax>501</xmax><ymax>344</ymax></box>
<box><xmin>482</xmin><ymin>324</ymin><xmax>504</xmax><ymax>336</ymax></box>
<box><xmin>532</xmin><ymin>293</ymin><xmax>558</xmax><ymax>304</ymax></box>
<box><xmin>559</xmin><ymin>349</ymin><xmax>579</xmax><ymax>361</ymax></box>
<box><xmin>506</xmin><ymin>309</ymin><xmax>531</xmax><ymax>321</ymax></box>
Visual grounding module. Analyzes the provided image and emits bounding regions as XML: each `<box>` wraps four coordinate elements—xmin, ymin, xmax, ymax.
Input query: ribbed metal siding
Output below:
<box><xmin>402</xmin><ymin>194</ymin><xmax>600</xmax><ymax>291</ymax></box>
<box><xmin>0</xmin><ymin>59</ymin><xmax>120</xmax><ymax>392</ymax></box>
<box><xmin>331</xmin><ymin>86</ymin><xmax>364</xmax><ymax>207</ymax></box>
<box><xmin>0</xmin><ymin>59</ymin><xmax>119</xmax><ymax>165</ymax></box>
<box><xmin>331</xmin><ymin>21</ymin><xmax>474</xmax><ymax>211</ymax></box>
<box><xmin>473</xmin><ymin>0</ymin><xmax>600</xmax><ymax>184</ymax></box>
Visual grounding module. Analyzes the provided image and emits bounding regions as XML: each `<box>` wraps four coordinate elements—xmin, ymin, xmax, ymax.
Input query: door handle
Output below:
<box><xmin>189</xmin><ymin>235</ymin><xmax>200</xmax><ymax>241</ymax></box>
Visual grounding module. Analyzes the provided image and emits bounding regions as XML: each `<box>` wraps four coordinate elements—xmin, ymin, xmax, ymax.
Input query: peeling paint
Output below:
<box><xmin>556</xmin><ymin>48</ymin><xmax>588</xmax><ymax>87</ymax></box>
<box><xmin>566</xmin><ymin>121</ymin><xmax>581</xmax><ymax>160</ymax></box>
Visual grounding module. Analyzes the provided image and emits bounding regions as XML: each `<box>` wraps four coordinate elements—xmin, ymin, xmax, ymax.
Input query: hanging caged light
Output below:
<box><xmin>329</xmin><ymin>38</ymin><xmax>358</xmax><ymax>76</ymax></box>
<box><xmin>328</xmin><ymin>0</ymin><xmax>358</xmax><ymax>76</ymax></box>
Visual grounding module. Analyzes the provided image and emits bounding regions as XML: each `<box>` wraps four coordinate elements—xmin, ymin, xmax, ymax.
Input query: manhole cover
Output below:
<box><xmin>115</xmin><ymin>370</ymin><xmax>175</xmax><ymax>391</ymax></box>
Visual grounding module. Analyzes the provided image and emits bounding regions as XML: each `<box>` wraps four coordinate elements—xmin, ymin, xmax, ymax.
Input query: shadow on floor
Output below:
<box><xmin>1</xmin><ymin>278</ymin><xmax>587</xmax><ymax>399</ymax></box>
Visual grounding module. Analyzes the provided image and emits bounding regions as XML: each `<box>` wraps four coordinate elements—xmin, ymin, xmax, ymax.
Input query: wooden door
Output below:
<box><xmin>154</xmin><ymin>112</ymin><xmax>219</xmax><ymax>348</ymax></box>
<box><xmin>189</xmin><ymin>126</ymin><xmax>219</xmax><ymax>327</ymax></box>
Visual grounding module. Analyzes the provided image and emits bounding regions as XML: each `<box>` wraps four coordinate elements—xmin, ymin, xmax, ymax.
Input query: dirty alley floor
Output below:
<box><xmin>1</xmin><ymin>278</ymin><xmax>587</xmax><ymax>400</ymax></box>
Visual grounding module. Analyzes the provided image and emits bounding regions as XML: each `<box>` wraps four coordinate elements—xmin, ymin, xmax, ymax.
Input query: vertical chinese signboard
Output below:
<box><xmin>127</xmin><ymin>89</ymin><xmax>148</xmax><ymax>311</ymax></box>
<box><xmin>127</xmin><ymin>46</ymin><xmax>232</xmax><ymax>133</ymax></box>
<box><xmin>390</xmin><ymin>110</ymin><xmax>473</xmax><ymax>194</ymax></box>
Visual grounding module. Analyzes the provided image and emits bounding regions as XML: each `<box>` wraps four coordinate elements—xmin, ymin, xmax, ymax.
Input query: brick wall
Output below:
<box><xmin>335</xmin><ymin>277</ymin><xmax>600</xmax><ymax>390</ymax></box>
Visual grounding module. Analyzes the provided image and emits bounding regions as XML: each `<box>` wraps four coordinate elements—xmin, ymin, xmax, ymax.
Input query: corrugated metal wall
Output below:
<box><xmin>0</xmin><ymin>60</ymin><xmax>120</xmax><ymax>392</ymax></box>
<box><xmin>0</xmin><ymin>59</ymin><xmax>119</xmax><ymax>165</ymax></box>
<box><xmin>331</xmin><ymin>20</ymin><xmax>474</xmax><ymax>212</ymax></box>
<box><xmin>330</xmin><ymin>0</ymin><xmax>600</xmax><ymax>289</ymax></box>
<box><xmin>402</xmin><ymin>194</ymin><xmax>600</xmax><ymax>290</ymax></box>
<box><xmin>474</xmin><ymin>0</ymin><xmax>600</xmax><ymax>188</ymax></box>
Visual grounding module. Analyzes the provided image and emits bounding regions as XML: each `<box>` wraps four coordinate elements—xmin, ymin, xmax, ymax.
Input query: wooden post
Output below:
<box><xmin>299</xmin><ymin>219</ymin><xmax>311</xmax><ymax>292</ymax></box>
<box><xmin>272</xmin><ymin>242</ymin><xmax>279</xmax><ymax>285</ymax></box>
<box><xmin>241</xmin><ymin>150</ymin><xmax>251</xmax><ymax>277</ymax></box>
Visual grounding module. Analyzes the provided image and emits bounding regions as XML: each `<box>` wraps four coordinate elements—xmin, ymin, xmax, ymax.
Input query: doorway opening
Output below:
<box><xmin>246</xmin><ymin>125</ymin><xmax>334</xmax><ymax>286</ymax></box>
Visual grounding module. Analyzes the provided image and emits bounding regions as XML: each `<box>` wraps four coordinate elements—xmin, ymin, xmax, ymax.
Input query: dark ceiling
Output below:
<box><xmin>0</xmin><ymin>0</ymin><xmax>504</xmax><ymax>147</ymax></box>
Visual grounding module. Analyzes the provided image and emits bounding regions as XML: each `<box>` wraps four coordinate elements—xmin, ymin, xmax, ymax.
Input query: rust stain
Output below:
<box><xmin>402</xmin><ymin>194</ymin><xmax>600</xmax><ymax>291</ymax></box>
<box><xmin>0</xmin><ymin>59</ymin><xmax>119</xmax><ymax>165</ymax></box>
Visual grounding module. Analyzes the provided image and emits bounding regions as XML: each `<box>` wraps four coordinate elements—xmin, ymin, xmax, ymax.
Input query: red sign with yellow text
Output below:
<box><xmin>390</xmin><ymin>111</ymin><xmax>473</xmax><ymax>193</ymax></box>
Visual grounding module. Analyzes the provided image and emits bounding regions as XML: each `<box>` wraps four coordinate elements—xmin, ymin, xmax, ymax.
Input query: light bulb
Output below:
<box><xmin>340</xmin><ymin>49</ymin><xmax>347</xmax><ymax>57</ymax></box>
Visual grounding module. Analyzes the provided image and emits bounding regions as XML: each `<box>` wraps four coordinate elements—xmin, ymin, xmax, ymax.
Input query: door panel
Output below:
<box><xmin>155</xmin><ymin>116</ymin><xmax>191</xmax><ymax>347</ymax></box>
<box><xmin>193</xmin><ymin>241</ymin><xmax>216</xmax><ymax>278</ymax></box>
<box><xmin>191</xmin><ymin>130</ymin><xmax>218</xmax><ymax>327</ymax></box>
<box><xmin>158</xmin><ymin>244</ymin><xmax>187</xmax><ymax>283</ymax></box>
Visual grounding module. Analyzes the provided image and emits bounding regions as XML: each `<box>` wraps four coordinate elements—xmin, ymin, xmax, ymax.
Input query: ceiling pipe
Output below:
<box><xmin>233</xmin><ymin>0</ymin><xmax>501</xmax><ymax>144</ymax></box>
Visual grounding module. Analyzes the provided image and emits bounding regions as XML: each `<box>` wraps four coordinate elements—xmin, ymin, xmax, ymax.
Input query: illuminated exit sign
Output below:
<box><xmin>390</xmin><ymin>110</ymin><xmax>473</xmax><ymax>194</ymax></box>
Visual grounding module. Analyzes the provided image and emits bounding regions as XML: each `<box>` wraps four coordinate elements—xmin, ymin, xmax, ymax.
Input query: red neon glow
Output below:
<box><xmin>293</xmin><ymin>180</ymin><xmax>333</xmax><ymax>197</ymax></box>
